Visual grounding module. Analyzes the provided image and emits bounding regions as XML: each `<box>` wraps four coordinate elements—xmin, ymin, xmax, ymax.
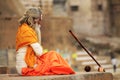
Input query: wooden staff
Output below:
<box><xmin>69</xmin><ymin>30</ymin><xmax>101</xmax><ymax>67</ymax></box>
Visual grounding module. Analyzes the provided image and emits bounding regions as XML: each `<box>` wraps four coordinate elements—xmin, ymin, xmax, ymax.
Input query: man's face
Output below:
<box><xmin>33</xmin><ymin>14</ymin><xmax>42</xmax><ymax>25</ymax></box>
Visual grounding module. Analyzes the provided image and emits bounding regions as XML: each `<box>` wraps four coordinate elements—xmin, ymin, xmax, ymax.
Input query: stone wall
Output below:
<box><xmin>66</xmin><ymin>0</ymin><xmax>110</xmax><ymax>36</ymax></box>
<box><xmin>91</xmin><ymin>0</ymin><xmax>110</xmax><ymax>36</ymax></box>
<box><xmin>0</xmin><ymin>49</ymin><xmax>8</xmax><ymax>66</ymax></box>
<box><xmin>0</xmin><ymin>49</ymin><xmax>16</xmax><ymax>74</ymax></box>
<box><xmin>0</xmin><ymin>17</ymin><xmax>19</xmax><ymax>49</ymax></box>
<box><xmin>109</xmin><ymin>0</ymin><xmax>120</xmax><ymax>37</ymax></box>
<box><xmin>40</xmin><ymin>0</ymin><xmax>53</xmax><ymax>15</ymax></box>
<box><xmin>41</xmin><ymin>16</ymin><xmax>76</xmax><ymax>51</ymax></box>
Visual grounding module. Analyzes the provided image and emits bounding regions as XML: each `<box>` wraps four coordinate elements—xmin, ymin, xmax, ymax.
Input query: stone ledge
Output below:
<box><xmin>0</xmin><ymin>72</ymin><xmax>113</xmax><ymax>80</ymax></box>
<box><xmin>0</xmin><ymin>67</ymin><xmax>8</xmax><ymax>74</ymax></box>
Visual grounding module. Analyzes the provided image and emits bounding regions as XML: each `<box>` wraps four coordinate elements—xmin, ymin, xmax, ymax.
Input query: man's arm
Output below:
<box><xmin>30</xmin><ymin>42</ymin><xmax>43</xmax><ymax>56</ymax></box>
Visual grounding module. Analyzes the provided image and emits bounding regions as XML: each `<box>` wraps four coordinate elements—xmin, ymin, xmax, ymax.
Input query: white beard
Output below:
<box><xmin>34</xmin><ymin>23</ymin><xmax>41</xmax><ymax>44</ymax></box>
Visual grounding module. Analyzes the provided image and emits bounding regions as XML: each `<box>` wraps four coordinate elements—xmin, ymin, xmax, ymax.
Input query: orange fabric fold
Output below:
<box><xmin>22</xmin><ymin>51</ymin><xmax>75</xmax><ymax>76</ymax></box>
<box><xmin>16</xmin><ymin>23</ymin><xmax>37</xmax><ymax>67</ymax></box>
<box><xmin>16</xmin><ymin>23</ymin><xmax>75</xmax><ymax>76</ymax></box>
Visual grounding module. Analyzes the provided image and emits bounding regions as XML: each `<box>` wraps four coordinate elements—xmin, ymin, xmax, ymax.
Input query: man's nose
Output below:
<box><xmin>37</xmin><ymin>20</ymin><xmax>41</xmax><ymax>25</ymax></box>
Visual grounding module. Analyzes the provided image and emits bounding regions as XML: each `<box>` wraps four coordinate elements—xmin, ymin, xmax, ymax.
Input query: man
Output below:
<box><xmin>16</xmin><ymin>7</ymin><xmax>75</xmax><ymax>76</ymax></box>
<box><xmin>110</xmin><ymin>51</ymin><xmax>117</xmax><ymax>72</ymax></box>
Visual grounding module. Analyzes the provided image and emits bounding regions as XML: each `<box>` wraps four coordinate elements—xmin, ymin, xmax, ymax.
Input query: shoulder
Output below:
<box><xmin>20</xmin><ymin>23</ymin><xmax>30</xmax><ymax>30</ymax></box>
<box><xmin>19</xmin><ymin>23</ymin><xmax>35</xmax><ymax>32</ymax></box>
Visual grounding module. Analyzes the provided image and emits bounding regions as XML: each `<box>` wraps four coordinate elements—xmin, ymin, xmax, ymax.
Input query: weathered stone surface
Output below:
<box><xmin>7</xmin><ymin>49</ymin><xmax>16</xmax><ymax>67</ymax></box>
<box><xmin>0</xmin><ymin>50</ymin><xmax>8</xmax><ymax>66</ymax></box>
<box><xmin>0</xmin><ymin>67</ymin><xmax>8</xmax><ymax>74</ymax></box>
<box><xmin>0</xmin><ymin>72</ymin><xmax>113</xmax><ymax>80</ymax></box>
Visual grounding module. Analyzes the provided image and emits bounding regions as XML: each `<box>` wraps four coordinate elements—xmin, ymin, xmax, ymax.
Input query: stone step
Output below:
<box><xmin>76</xmin><ymin>51</ymin><xmax>110</xmax><ymax>62</ymax></box>
<box><xmin>76</xmin><ymin>59</ymin><xmax>112</xmax><ymax>67</ymax></box>
<box><xmin>76</xmin><ymin>56</ymin><xmax>97</xmax><ymax>61</ymax></box>
<box><xmin>73</xmin><ymin>51</ymin><xmax>117</xmax><ymax>73</ymax></box>
<box><xmin>81</xmin><ymin>60</ymin><xmax>108</xmax><ymax>65</ymax></box>
<box><xmin>94</xmin><ymin>64</ymin><xmax>113</xmax><ymax>70</ymax></box>
<box><xmin>105</xmin><ymin>68</ymin><xmax>120</xmax><ymax>72</ymax></box>
<box><xmin>0</xmin><ymin>66</ymin><xmax>17</xmax><ymax>74</ymax></box>
<box><xmin>76</xmin><ymin>51</ymin><xmax>91</xmax><ymax>56</ymax></box>
<box><xmin>76</xmin><ymin>58</ymin><xmax>111</xmax><ymax>65</ymax></box>
<box><xmin>0</xmin><ymin>72</ymin><xmax>113</xmax><ymax>80</ymax></box>
<box><xmin>0</xmin><ymin>67</ymin><xmax>8</xmax><ymax>74</ymax></box>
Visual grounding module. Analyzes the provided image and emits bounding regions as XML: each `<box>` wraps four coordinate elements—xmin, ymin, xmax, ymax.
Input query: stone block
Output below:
<box><xmin>0</xmin><ymin>67</ymin><xmax>8</xmax><ymax>74</ymax></box>
<box><xmin>0</xmin><ymin>72</ymin><xmax>113</xmax><ymax>80</ymax></box>
<box><xmin>0</xmin><ymin>50</ymin><xmax>8</xmax><ymax>66</ymax></box>
<box><xmin>7</xmin><ymin>49</ymin><xmax>16</xmax><ymax>67</ymax></box>
<box><xmin>8</xmin><ymin>67</ymin><xmax>17</xmax><ymax>74</ymax></box>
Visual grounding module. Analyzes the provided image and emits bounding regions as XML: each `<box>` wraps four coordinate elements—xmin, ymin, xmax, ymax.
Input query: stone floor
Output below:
<box><xmin>0</xmin><ymin>72</ymin><xmax>113</xmax><ymax>80</ymax></box>
<box><xmin>113</xmin><ymin>72</ymin><xmax>120</xmax><ymax>80</ymax></box>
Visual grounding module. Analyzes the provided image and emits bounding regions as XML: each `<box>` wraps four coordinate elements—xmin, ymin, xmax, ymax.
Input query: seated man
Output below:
<box><xmin>16</xmin><ymin>7</ymin><xmax>75</xmax><ymax>76</ymax></box>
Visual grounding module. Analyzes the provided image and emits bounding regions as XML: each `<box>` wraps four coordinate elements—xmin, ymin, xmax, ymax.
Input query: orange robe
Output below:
<box><xmin>16</xmin><ymin>23</ymin><xmax>75</xmax><ymax>76</ymax></box>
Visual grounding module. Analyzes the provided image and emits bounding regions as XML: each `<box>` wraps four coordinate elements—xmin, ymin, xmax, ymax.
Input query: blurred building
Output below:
<box><xmin>66</xmin><ymin>0</ymin><xmax>110</xmax><ymax>36</ymax></box>
<box><xmin>20</xmin><ymin>0</ymin><xmax>40</xmax><ymax>9</ymax></box>
<box><xmin>20</xmin><ymin>0</ymin><xmax>53</xmax><ymax>15</ymax></box>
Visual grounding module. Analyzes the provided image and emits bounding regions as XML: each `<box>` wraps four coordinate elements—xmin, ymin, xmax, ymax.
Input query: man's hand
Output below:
<box><xmin>98</xmin><ymin>67</ymin><xmax>105</xmax><ymax>72</ymax></box>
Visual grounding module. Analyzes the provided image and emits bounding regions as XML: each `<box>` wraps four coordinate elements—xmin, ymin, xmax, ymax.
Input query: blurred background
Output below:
<box><xmin>0</xmin><ymin>0</ymin><xmax>120</xmax><ymax>79</ymax></box>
